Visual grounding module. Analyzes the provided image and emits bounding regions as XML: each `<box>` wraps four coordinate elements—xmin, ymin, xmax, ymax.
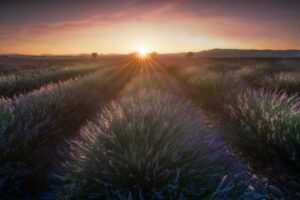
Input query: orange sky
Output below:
<box><xmin>1</xmin><ymin>0</ymin><xmax>299</xmax><ymax>55</ymax></box>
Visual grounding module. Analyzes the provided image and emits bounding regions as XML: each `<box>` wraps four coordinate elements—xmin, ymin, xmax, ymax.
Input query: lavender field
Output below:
<box><xmin>0</xmin><ymin>55</ymin><xmax>299</xmax><ymax>199</ymax></box>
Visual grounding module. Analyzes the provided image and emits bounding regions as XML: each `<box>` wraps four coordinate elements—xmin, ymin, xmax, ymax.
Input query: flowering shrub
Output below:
<box><xmin>60</xmin><ymin>90</ymin><xmax>265</xmax><ymax>199</ymax></box>
<box><xmin>0</xmin><ymin>66</ymin><xmax>135</xmax><ymax>198</ymax></box>
<box><xmin>228</xmin><ymin>89</ymin><xmax>300</xmax><ymax>164</ymax></box>
<box><xmin>0</xmin><ymin>65</ymin><xmax>101</xmax><ymax>97</ymax></box>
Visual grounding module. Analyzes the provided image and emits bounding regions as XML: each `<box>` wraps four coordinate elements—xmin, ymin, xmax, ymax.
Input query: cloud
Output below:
<box><xmin>0</xmin><ymin>0</ymin><xmax>299</xmax><ymax>53</ymax></box>
<box><xmin>0</xmin><ymin>0</ymin><xmax>183</xmax><ymax>40</ymax></box>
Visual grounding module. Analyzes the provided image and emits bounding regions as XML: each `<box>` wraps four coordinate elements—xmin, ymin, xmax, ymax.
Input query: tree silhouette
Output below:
<box><xmin>186</xmin><ymin>52</ymin><xmax>194</xmax><ymax>59</ymax></box>
<box><xmin>150</xmin><ymin>51</ymin><xmax>158</xmax><ymax>59</ymax></box>
<box><xmin>91</xmin><ymin>52</ymin><xmax>98</xmax><ymax>59</ymax></box>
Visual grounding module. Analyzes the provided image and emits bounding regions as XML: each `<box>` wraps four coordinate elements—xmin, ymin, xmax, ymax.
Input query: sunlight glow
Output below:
<box><xmin>138</xmin><ymin>48</ymin><xmax>149</xmax><ymax>57</ymax></box>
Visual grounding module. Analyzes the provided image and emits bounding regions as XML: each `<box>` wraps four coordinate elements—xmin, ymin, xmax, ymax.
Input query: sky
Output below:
<box><xmin>0</xmin><ymin>0</ymin><xmax>300</xmax><ymax>55</ymax></box>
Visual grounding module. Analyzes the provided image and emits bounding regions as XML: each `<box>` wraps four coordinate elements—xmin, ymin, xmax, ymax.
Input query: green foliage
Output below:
<box><xmin>124</xmin><ymin>73</ymin><xmax>167</xmax><ymax>95</ymax></box>
<box><xmin>2</xmin><ymin>57</ymin><xmax>297</xmax><ymax>199</ymax></box>
<box><xmin>237</xmin><ymin>67</ymin><xmax>265</xmax><ymax>85</ymax></box>
<box><xmin>0</xmin><ymin>66</ymin><xmax>101</xmax><ymax>97</ymax></box>
<box><xmin>59</xmin><ymin>90</ymin><xmax>258</xmax><ymax>199</ymax></box>
<box><xmin>0</xmin><ymin>66</ymin><xmax>135</xmax><ymax>198</ymax></box>
<box><xmin>187</xmin><ymin>71</ymin><xmax>242</xmax><ymax>113</ymax></box>
<box><xmin>237</xmin><ymin>61</ymin><xmax>300</xmax><ymax>87</ymax></box>
<box><xmin>258</xmin><ymin>72</ymin><xmax>300</xmax><ymax>93</ymax></box>
<box><xmin>227</xmin><ymin>89</ymin><xmax>300</xmax><ymax>164</ymax></box>
<box><xmin>203</xmin><ymin>62</ymin><xmax>244</xmax><ymax>73</ymax></box>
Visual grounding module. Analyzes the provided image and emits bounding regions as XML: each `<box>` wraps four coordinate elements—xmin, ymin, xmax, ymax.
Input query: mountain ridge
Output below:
<box><xmin>196</xmin><ymin>49</ymin><xmax>300</xmax><ymax>58</ymax></box>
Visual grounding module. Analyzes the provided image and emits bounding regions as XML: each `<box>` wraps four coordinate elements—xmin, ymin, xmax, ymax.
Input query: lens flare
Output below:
<box><xmin>138</xmin><ymin>48</ymin><xmax>148</xmax><ymax>57</ymax></box>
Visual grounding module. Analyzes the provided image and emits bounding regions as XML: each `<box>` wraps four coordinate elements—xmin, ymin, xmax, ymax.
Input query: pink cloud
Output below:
<box><xmin>1</xmin><ymin>0</ymin><xmax>299</xmax><ymax>53</ymax></box>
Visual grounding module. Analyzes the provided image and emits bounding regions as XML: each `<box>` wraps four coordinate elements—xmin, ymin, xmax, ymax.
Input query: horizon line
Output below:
<box><xmin>1</xmin><ymin>48</ymin><xmax>300</xmax><ymax>57</ymax></box>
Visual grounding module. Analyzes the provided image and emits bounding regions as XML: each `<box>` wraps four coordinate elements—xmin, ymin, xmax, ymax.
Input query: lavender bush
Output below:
<box><xmin>187</xmin><ymin>72</ymin><xmax>242</xmax><ymax>113</ymax></box>
<box><xmin>0</xmin><ymin>65</ymin><xmax>101</xmax><ymax>97</ymax></box>
<box><xmin>258</xmin><ymin>72</ymin><xmax>300</xmax><ymax>93</ymax></box>
<box><xmin>0</xmin><ymin>66</ymin><xmax>135</xmax><ymax>198</ymax></box>
<box><xmin>59</xmin><ymin>90</ymin><xmax>265</xmax><ymax>199</ymax></box>
<box><xmin>228</xmin><ymin>89</ymin><xmax>300</xmax><ymax>165</ymax></box>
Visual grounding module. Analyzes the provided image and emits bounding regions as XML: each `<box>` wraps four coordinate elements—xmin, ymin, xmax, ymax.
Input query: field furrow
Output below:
<box><xmin>0</xmin><ymin>65</ymin><xmax>137</xmax><ymax>199</ymax></box>
<box><xmin>55</xmin><ymin>70</ymin><xmax>267</xmax><ymax>199</ymax></box>
<box><xmin>0</xmin><ymin>65</ymin><xmax>103</xmax><ymax>97</ymax></box>
<box><xmin>165</xmin><ymin>63</ymin><xmax>300</xmax><ymax>199</ymax></box>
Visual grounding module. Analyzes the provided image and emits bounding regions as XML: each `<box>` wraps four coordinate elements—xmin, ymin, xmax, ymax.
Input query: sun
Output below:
<box><xmin>138</xmin><ymin>48</ymin><xmax>149</xmax><ymax>57</ymax></box>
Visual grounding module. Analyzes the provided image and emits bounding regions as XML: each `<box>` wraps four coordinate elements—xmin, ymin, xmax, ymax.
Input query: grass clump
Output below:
<box><xmin>187</xmin><ymin>72</ymin><xmax>242</xmax><ymax>113</ymax></box>
<box><xmin>227</xmin><ymin>89</ymin><xmax>300</xmax><ymax>165</ymax></box>
<box><xmin>0</xmin><ymin>66</ymin><xmax>135</xmax><ymax>198</ymax></box>
<box><xmin>59</xmin><ymin>90</ymin><xmax>252</xmax><ymax>199</ymax></box>
<box><xmin>0</xmin><ymin>65</ymin><xmax>101</xmax><ymax>97</ymax></box>
<box><xmin>258</xmin><ymin>72</ymin><xmax>300</xmax><ymax>93</ymax></box>
<box><xmin>167</xmin><ymin>66</ymin><xmax>242</xmax><ymax>113</ymax></box>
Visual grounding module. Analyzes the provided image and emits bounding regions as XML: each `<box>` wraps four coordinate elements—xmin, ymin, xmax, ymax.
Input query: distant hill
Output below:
<box><xmin>2</xmin><ymin>49</ymin><xmax>300</xmax><ymax>59</ymax></box>
<box><xmin>196</xmin><ymin>49</ymin><xmax>300</xmax><ymax>58</ymax></box>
